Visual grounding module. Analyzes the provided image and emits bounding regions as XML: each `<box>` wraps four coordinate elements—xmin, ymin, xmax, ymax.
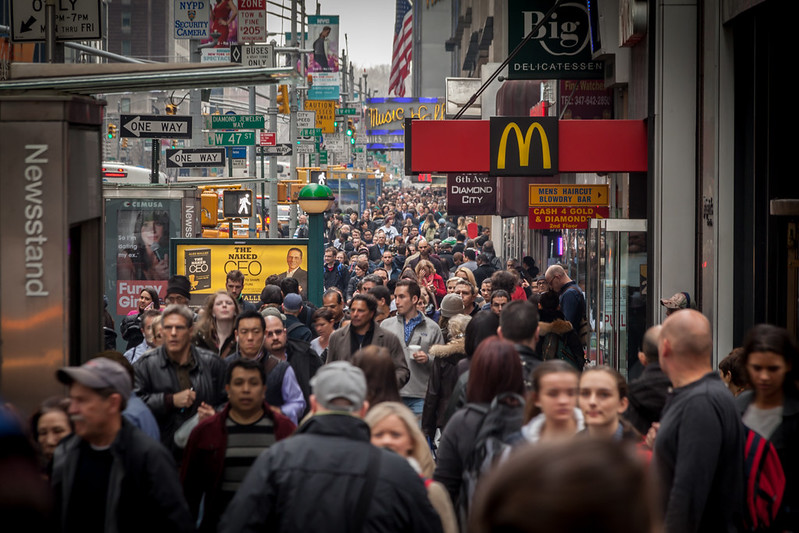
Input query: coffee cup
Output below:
<box><xmin>408</xmin><ymin>344</ymin><xmax>422</xmax><ymax>353</ymax></box>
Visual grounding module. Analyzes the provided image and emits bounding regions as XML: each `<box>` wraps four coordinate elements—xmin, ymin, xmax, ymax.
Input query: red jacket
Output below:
<box><xmin>180</xmin><ymin>402</ymin><xmax>295</xmax><ymax>532</ymax></box>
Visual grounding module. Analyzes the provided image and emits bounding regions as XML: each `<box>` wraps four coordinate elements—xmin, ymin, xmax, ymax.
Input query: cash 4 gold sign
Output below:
<box><xmin>490</xmin><ymin>117</ymin><xmax>559</xmax><ymax>177</ymax></box>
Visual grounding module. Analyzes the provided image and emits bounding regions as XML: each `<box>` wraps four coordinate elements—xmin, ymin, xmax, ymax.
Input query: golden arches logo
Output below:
<box><xmin>497</xmin><ymin>122</ymin><xmax>552</xmax><ymax>170</ymax></box>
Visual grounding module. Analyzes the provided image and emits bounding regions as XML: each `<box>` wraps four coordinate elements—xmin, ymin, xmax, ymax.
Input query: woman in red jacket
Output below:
<box><xmin>416</xmin><ymin>259</ymin><xmax>446</xmax><ymax>304</ymax></box>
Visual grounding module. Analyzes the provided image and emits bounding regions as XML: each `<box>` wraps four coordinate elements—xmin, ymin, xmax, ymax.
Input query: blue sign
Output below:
<box><xmin>229</xmin><ymin>147</ymin><xmax>247</xmax><ymax>159</ymax></box>
<box><xmin>308</xmin><ymin>85</ymin><xmax>340</xmax><ymax>100</ymax></box>
<box><xmin>358</xmin><ymin>179</ymin><xmax>367</xmax><ymax>214</ymax></box>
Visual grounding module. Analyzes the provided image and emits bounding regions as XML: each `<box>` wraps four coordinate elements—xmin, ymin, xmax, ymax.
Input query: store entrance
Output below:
<box><xmin>584</xmin><ymin>219</ymin><xmax>648</xmax><ymax>380</ymax></box>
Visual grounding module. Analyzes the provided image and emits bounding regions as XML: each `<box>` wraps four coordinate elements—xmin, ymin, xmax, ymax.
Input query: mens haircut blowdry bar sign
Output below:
<box><xmin>490</xmin><ymin>116</ymin><xmax>559</xmax><ymax>177</ymax></box>
<box><xmin>447</xmin><ymin>173</ymin><xmax>497</xmax><ymax>216</ymax></box>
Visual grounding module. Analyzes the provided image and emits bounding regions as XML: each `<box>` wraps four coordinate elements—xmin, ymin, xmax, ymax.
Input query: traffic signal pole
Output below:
<box><xmin>268</xmin><ymin>81</ymin><xmax>279</xmax><ymax>238</ymax></box>
<box><xmin>289</xmin><ymin>0</ymin><xmax>300</xmax><ymax>239</ymax></box>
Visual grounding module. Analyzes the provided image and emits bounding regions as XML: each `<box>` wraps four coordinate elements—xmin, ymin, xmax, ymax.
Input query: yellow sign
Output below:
<box><xmin>528</xmin><ymin>184</ymin><xmax>609</xmax><ymax>206</ymax></box>
<box><xmin>304</xmin><ymin>100</ymin><xmax>336</xmax><ymax>133</ymax></box>
<box><xmin>173</xmin><ymin>240</ymin><xmax>308</xmax><ymax>304</ymax></box>
<box><xmin>498</xmin><ymin>122</ymin><xmax>551</xmax><ymax>171</ymax></box>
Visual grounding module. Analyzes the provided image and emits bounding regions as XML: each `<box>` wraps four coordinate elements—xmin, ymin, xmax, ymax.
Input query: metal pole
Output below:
<box><xmin>151</xmin><ymin>139</ymin><xmax>159</xmax><ymax>184</ymax></box>
<box><xmin>45</xmin><ymin>0</ymin><xmax>56</xmax><ymax>63</ymax></box>
<box><xmin>248</xmin><ymin>86</ymin><xmax>257</xmax><ymax>237</ymax></box>
<box><xmin>288</xmin><ymin>0</ymin><xmax>300</xmax><ymax>238</ymax></box>
<box><xmin>268</xmin><ymin>83</ymin><xmax>279</xmax><ymax>238</ymax></box>
<box><xmin>307</xmin><ymin>212</ymin><xmax>324</xmax><ymax>307</ymax></box>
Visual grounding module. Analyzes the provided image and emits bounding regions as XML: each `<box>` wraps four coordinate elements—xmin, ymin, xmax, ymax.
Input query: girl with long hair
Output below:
<box><xmin>193</xmin><ymin>290</ymin><xmax>239</xmax><ymax>358</ymax></box>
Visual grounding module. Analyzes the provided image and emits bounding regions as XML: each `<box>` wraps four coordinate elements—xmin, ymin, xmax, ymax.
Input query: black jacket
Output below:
<box><xmin>133</xmin><ymin>344</ymin><xmax>227</xmax><ymax>456</ymax></box>
<box><xmin>52</xmin><ymin>420</ymin><xmax>193</xmax><ymax>533</ymax></box>
<box><xmin>283</xmin><ymin>337</ymin><xmax>323</xmax><ymax>414</ymax></box>
<box><xmin>219</xmin><ymin>413</ymin><xmax>444</xmax><ymax>533</ymax></box>
<box><xmin>624</xmin><ymin>362</ymin><xmax>672</xmax><ymax>435</ymax></box>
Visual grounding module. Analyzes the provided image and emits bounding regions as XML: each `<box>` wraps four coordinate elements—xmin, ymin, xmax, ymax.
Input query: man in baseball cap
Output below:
<box><xmin>310</xmin><ymin>361</ymin><xmax>367</xmax><ymax>413</ymax></box>
<box><xmin>53</xmin><ymin>359</ymin><xmax>194</xmax><ymax>532</ymax></box>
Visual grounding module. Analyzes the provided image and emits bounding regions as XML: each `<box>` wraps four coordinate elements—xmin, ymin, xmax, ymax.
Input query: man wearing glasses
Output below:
<box><xmin>133</xmin><ymin>304</ymin><xmax>227</xmax><ymax>460</ymax></box>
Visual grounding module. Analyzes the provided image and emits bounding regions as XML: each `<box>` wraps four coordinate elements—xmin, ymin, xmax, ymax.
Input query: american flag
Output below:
<box><xmin>388</xmin><ymin>0</ymin><xmax>413</xmax><ymax>97</ymax></box>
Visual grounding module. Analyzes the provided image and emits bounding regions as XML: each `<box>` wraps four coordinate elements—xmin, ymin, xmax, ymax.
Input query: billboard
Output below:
<box><xmin>203</xmin><ymin>0</ymin><xmax>239</xmax><ymax>47</ymax></box>
<box><xmin>307</xmin><ymin>15</ymin><xmax>339</xmax><ymax>72</ymax></box>
<box><xmin>364</xmin><ymin>97</ymin><xmax>445</xmax><ymax>150</ymax></box>
<box><xmin>171</xmin><ymin>239</ymin><xmax>309</xmax><ymax>306</ymax></box>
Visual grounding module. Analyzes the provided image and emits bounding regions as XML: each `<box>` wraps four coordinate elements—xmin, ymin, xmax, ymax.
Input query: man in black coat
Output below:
<box><xmin>624</xmin><ymin>325</ymin><xmax>672</xmax><ymax>435</ymax></box>
<box><xmin>219</xmin><ymin>362</ymin><xmax>443</xmax><ymax>533</ymax></box>
<box><xmin>53</xmin><ymin>358</ymin><xmax>193</xmax><ymax>533</ymax></box>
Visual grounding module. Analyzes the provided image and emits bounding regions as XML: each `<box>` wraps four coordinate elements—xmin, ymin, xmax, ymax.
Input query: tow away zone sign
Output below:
<box><xmin>166</xmin><ymin>148</ymin><xmax>225</xmax><ymax>168</ymax></box>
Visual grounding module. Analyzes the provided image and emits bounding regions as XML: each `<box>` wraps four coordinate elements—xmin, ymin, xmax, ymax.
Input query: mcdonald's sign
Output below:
<box><xmin>489</xmin><ymin>117</ymin><xmax>558</xmax><ymax>177</ymax></box>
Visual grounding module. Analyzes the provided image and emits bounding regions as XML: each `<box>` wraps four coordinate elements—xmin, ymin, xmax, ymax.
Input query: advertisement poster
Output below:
<box><xmin>115</xmin><ymin>207</ymin><xmax>172</xmax><ymax>315</ymax></box>
<box><xmin>203</xmin><ymin>0</ymin><xmax>239</xmax><ymax>47</ymax></box>
<box><xmin>171</xmin><ymin>239</ymin><xmax>309</xmax><ymax>306</ymax></box>
<box><xmin>307</xmin><ymin>15</ymin><xmax>339</xmax><ymax>72</ymax></box>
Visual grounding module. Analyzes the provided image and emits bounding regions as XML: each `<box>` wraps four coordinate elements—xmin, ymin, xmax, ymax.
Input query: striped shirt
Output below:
<box><xmin>221</xmin><ymin>415</ymin><xmax>276</xmax><ymax>497</ymax></box>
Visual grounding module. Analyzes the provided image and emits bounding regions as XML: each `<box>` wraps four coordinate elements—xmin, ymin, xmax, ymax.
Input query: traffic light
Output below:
<box><xmin>201</xmin><ymin>192</ymin><xmax>218</xmax><ymax>227</ymax></box>
<box><xmin>165</xmin><ymin>103</ymin><xmax>178</xmax><ymax>115</ymax></box>
<box><xmin>277</xmin><ymin>85</ymin><xmax>290</xmax><ymax>114</ymax></box>
<box><xmin>107</xmin><ymin>124</ymin><xmax>117</xmax><ymax>139</ymax></box>
<box><xmin>346</xmin><ymin>120</ymin><xmax>355</xmax><ymax>144</ymax></box>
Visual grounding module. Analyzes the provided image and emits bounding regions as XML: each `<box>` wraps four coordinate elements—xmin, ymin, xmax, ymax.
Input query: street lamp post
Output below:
<box><xmin>297</xmin><ymin>183</ymin><xmax>335</xmax><ymax>307</ymax></box>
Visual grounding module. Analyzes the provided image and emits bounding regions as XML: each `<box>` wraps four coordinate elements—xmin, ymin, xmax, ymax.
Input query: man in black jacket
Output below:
<box><xmin>133</xmin><ymin>304</ymin><xmax>227</xmax><ymax>458</ymax></box>
<box><xmin>498</xmin><ymin>300</ymin><xmax>541</xmax><ymax>391</ymax></box>
<box><xmin>624</xmin><ymin>325</ymin><xmax>672</xmax><ymax>435</ymax></box>
<box><xmin>219</xmin><ymin>362</ymin><xmax>443</xmax><ymax>533</ymax></box>
<box><xmin>53</xmin><ymin>358</ymin><xmax>193</xmax><ymax>533</ymax></box>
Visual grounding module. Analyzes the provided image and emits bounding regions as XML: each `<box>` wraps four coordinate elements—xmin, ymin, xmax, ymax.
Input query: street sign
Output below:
<box><xmin>229</xmin><ymin>147</ymin><xmax>247</xmax><ymax>159</ymax></box>
<box><xmin>11</xmin><ymin>0</ymin><xmax>102</xmax><ymax>42</ymax></box>
<box><xmin>299</xmin><ymin>128</ymin><xmax>321</xmax><ymax>137</ymax></box>
<box><xmin>207</xmin><ymin>131</ymin><xmax>257</xmax><ymax>146</ymax></box>
<box><xmin>296</xmin><ymin>111</ymin><xmax>315</xmax><ymax>131</ymax></box>
<box><xmin>230</xmin><ymin>44</ymin><xmax>273</xmax><ymax>67</ymax></box>
<box><xmin>336</xmin><ymin>108</ymin><xmax>357</xmax><ymax>115</ymax></box>
<box><xmin>120</xmin><ymin>115</ymin><xmax>192</xmax><ymax>139</ymax></box>
<box><xmin>528</xmin><ymin>184</ymin><xmax>609</xmax><ymax>206</ymax></box>
<box><xmin>166</xmin><ymin>148</ymin><xmax>226</xmax><ymax>168</ymax></box>
<box><xmin>528</xmin><ymin>206</ymin><xmax>611</xmax><ymax>230</ymax></box>
<box><xmin>173</xmin><ymin>0</ymin><xmax>210</xmax><ymax>40</ymax></box>
<box><xmin>260</xmin><ymin>132</ymin><xmax>276</xmax><ymax>146</ymax></box>
<box><xmin>237</xmin><ymin>0</ymin><xmax>267</xmax><ymax>42</ymax></box>
<box><xmin>296</xmin><ymin>144</ymin><xmax>316</xmax><ymax>154</ymax></box>
<box><xmin>223</xmin><ymin>190</ymin><xmax>254</xmax><ymax>218</ymax></box>
<box><xmin>205</xmin><ymin>114</ymin><xmax>265</xmax><ymax>130</ymax></box>
<box><xmin>256</xmin><ymin>144</ymin><xmax>293</xmax><ymax>156</ymax></box>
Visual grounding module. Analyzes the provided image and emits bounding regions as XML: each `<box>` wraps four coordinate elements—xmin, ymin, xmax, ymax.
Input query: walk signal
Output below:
<box><xmin>165</xmin><ymin>103</ymin><xmax>178</xmax><ymax>115</ymax></box>
<box><xmin>107</xmin><ymin>124</ymin><xmax>117</xmax><ymax>139</ymax></box>
<box><xmin>277</xmin><ymin>85</ymin><xmax>290</xmax><ymax>114</ymax></box>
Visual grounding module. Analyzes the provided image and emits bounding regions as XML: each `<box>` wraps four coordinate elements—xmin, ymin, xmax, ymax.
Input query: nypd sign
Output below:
<box><xmin>174</xmin><ymin>0</ymin><xmax>210</xmax><ymax>39</ymax></box>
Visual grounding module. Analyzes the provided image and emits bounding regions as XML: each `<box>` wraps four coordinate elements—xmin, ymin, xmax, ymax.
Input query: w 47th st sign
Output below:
<box><xmin>121</xmin><ymin>115</ymin><xmax>192</xmax><ymax>138</ymax></box>
<box><xmin>207</xmin><ymin>131</ymin><xmax>256</xmax><ymax>146</ymax></box>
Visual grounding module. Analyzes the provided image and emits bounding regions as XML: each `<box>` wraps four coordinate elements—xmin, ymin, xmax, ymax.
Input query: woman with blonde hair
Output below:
<box><xmin>416</xmin><ymin>259</ymin><xmax>447</xmax><ymax>303</ymax></box>
<box><xmin>453</xmin><ymin>266</ymin><xmax>477</xmax><ymax>291</ymax></box>
<box><xmin>192</xmin><ymin>289</ymin><xmax>239</xmax><ymax>358</ymax></box>
<box><xmin>366</xmin><ymin>402</ymin><xmax>458</xmax><ymax>533</ymax></box>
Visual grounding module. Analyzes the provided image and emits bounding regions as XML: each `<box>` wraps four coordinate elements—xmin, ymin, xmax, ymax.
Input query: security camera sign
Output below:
<box><xmin>173</xmin><ymin>0</ymin><xmax>210</xmax><ymax>39</ymax></box>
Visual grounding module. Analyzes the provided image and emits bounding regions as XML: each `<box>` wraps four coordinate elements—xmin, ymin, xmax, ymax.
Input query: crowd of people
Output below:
<box><xmin>2</xmin><ymin>185</ymin><xmax>799</xmax><ymax>533</ymax></box>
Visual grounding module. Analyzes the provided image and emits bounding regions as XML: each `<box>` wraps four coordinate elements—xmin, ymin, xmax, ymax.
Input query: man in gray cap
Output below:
<box><xmin>52</xmin><ymin>358</ymin><xmax>193</xmax><ymax>533</ymax></box>
<box><xmin>220</xmin><ymin>362</ymin><xmax>443</xmax><ymax>533</ymax></box>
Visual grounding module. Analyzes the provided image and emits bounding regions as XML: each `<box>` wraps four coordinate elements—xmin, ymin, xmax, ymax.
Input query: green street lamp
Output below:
<box><xmin>298</xmin><ymin>183</ymin><xmax>335</xmax><ymax>307</ymax></box>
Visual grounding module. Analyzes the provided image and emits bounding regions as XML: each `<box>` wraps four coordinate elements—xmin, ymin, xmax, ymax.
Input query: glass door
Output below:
<box><xmin>585</xmin><ymin>219</ymin><xmax>647</xmax><ymax>380</ymax></box>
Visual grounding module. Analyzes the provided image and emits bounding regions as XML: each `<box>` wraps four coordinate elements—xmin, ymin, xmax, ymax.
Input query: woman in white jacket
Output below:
<box><xmin>520</xmin><ymin>360</ymin><xmax>584</xmax><ymax>444</ymax></box>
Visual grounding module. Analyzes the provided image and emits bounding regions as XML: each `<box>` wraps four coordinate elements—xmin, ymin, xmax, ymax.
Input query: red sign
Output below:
<box><xmin>528</xmin><ymin>206</ymin><xmax>610</xmax><ymax>230</ymax></box>
<box><xmin>409</xmin><ymin>119</ymin><xmax>647</xmax><ymax>174</ymax></box>
<box><xmin>260</xmin><ymin>132</ymin><xmax>276</xmax><ymax>146</ymax></box>
<box><xmin>238</xmin><ymin>0</ymin><xmax>267</xmax><ymax>43</ymax></box>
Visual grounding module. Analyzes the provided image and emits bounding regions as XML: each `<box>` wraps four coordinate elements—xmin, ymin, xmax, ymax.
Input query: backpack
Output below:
<box><xmin>744</xmin><ymin>428</ymin><xmax>785</xmax><ymax>531</ymax></box>
<box><xmin>459</xmin><ymin>393</ymin><xmax>525</xmax><ymax>524</ymax></box>
<box><xmin>541</xmin><ymin>331</ymin><xmax>583</xmax><ymax>371</ymax></box>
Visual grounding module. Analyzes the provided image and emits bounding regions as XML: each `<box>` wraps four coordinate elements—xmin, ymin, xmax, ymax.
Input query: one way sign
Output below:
<box><xmin>120</xmin><ymin>114</ymin><xmax>192</xmax><ymax>139</ymax></box>
<box><xmin>166</xmin><ymin>148</ymin><xmax>226</xmax><ymax>168</ymax></box>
